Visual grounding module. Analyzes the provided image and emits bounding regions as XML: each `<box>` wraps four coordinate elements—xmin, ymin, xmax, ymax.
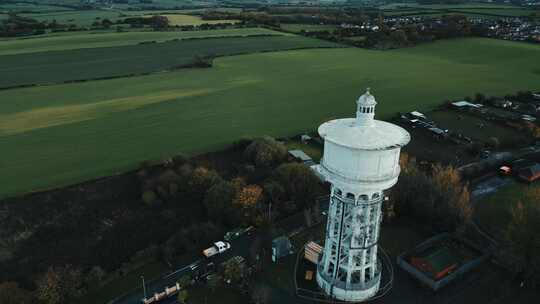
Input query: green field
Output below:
<box><xmin>0</xmin><ymin>35</ymin><xmax>341</xmax><ymax>88</ymax></box>
<box><xmin>19</xmin><ymin>10</ymin><xmax>141</xmax><ymax>27</ymax></box>
<box><xmin>475</xmin><ymin>183</ymin><xmax>538</xmax><ymax>237</ymax></box>
<box><xmin>280</xmin><ymin>23</ymin><xmax>337</xmax><ymax>33</ymax></box>
<box><xmin>0</xmin><ymin>2</ymin><xmax>74</xmax><ymax>12</ymax></box>
<box><xmin>0</xmin><ymin>28</ymin><xmax>286</xmax><ymax>55</ymax></box>
<box><xmin>1</xmin><ymin>38</ymin><xmax>540</xmax><ymax>198</ymax></box>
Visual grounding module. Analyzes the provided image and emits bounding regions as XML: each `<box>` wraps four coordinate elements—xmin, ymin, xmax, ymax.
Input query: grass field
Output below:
<box><xmin>280</xmin><ymin>23</ymin><xmax>337</xmax><ymax>33</ymax></box>
<box><xmin>0</xmin><ymin>28</ymin><xmax>286</xmax><ymax>55</ymax></box>
<box><xmin>475</xmin><ymin>183</ymin><xmax>538</xmax><ymax>237</ymax></box>
<box><xmin>0</xmin><ymin>38</ymin><xmax>540</xmax><ymax>198</ymax></box>
<box><xmin>160</xmin><ymin>13</ymin><xmax>239</xmax><ymax>25</ymax></box>
<box><xmin>0</xmin><ymin>35</ymin><xmax>341</xmax><ymax>88</ymax></box>
<box><xmin>19</xmin><ymin>10</ymin><xmax>140</xmax><ymax>27</ymax></box>
<box><xmin>0</xmin><ymin>2</ymin><xmax>74</xmax><ymax>12</ymax></box>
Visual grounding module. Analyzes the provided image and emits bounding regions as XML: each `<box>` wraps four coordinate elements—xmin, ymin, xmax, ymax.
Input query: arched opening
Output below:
<box><xmin>346</xmin><ymin>193</ymin><xmax>355</xmax><ymax>200</ymax></box>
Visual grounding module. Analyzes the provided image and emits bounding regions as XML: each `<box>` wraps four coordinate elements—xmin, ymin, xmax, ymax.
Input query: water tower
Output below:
<box><xmin>316</xmin><ymin>89</ymin><xmax>410</xmax><ymax>301</ymax></box>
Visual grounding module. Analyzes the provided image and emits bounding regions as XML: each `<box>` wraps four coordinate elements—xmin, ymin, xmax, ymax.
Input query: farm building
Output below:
<box><xmin>517</xmin><ymin>163</ymin><xmax>540</xmax><ymax>182</ymax></box>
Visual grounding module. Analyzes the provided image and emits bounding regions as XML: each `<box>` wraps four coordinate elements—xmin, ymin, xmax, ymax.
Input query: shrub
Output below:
<box><xmin>142</xmin><ymin>190</ymin><xmax>157</xmax><ymax>206</ymax></box>
<box><xmin>244</xmin><ymin>136</ymin><xmax>287</xmax><ymax>167</ymax></box>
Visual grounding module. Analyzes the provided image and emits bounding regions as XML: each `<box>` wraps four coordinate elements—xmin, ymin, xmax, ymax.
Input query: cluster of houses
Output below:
<box><xmin>470</xmin><ymin>16</ymin><xmax>540</xmax><ymax>43</ymax></box>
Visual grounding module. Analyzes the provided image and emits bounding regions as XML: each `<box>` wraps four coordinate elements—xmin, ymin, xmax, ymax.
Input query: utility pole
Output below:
<box><xmin>141</xmin><ymin>275</ymin><xmax>147</xmax><ymax>299</ymax></box>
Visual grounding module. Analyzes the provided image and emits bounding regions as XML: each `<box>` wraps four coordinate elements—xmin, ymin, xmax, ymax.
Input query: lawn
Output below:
<box><xmin>0</xmin><ymin>35</ymin><xmax>341</xmax><ymax>88</ymax></box>
<box><xmin>0</xmin><ymin>28</ymin><xmax>286</xmax><ymax>56</ymax></box>
<box><xmin>474</xmin><ymin>183</ymin><xmax>538</xmax><ymax>237</ymax></box>
<box><xmin>1</xmin><ymin>38</ymin><xmax>540</xmax><ymax>198</ymax></box>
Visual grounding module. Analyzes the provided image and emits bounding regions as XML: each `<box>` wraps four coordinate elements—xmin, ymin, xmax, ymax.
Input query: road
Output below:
<box><xmin>110</xmin><ymin>231</ymin><xmax>258</xmax><ymax>304</ymax></box>
<box><xmin>111</xmin><ymin>196</ymin><xmax>329</xmax><ymax>304</ymax></box>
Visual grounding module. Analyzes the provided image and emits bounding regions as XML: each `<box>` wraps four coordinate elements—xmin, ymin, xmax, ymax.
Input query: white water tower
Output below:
<box><xmin>316</xmin><ymin>89</ymin><xmax>410</xmax><ymax>301</ymax></box>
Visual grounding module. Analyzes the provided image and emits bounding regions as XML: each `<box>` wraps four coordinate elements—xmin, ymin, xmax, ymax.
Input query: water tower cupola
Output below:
<box><xmin>356</xmin><ymin>88</ymin><xmax>377</xmax><ymax>126</ymax></box>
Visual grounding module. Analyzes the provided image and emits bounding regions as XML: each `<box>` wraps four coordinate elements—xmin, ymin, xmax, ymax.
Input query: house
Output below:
<box><xmin>518</xmin><ymin>163</ymin><xmax>540</xmax><ymax>182</ymax></box>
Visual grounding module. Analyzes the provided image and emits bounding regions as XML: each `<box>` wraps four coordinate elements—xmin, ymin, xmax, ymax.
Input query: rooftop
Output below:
<box><xmin>318</xmin><ymin>88</ymin><xmax>410</xmax><ymax>150</ymax></box>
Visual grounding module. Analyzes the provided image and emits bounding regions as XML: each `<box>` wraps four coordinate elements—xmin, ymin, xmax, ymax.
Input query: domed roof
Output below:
<box><xmin>357</xmin><ymin>88</ymin><xmax>377</xmax><ymax>107</ymax></box>
<box><xmin>318</xmin><ymin>118</ymin><xmax>410</xmax><ymax>150</ymax></box>
<box><xmin>319</xmin><ymin>88</ymin><xmax>410</xmax><ymax>150</ymax></box>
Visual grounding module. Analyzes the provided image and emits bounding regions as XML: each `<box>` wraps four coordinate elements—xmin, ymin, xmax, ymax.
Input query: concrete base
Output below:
<box><xmin>316</xmin><ymin>270</ymin><xmax>381</xmax><ymax>302</ymax></box>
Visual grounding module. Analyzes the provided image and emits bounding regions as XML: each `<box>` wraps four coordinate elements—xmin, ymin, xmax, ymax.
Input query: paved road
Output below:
<box><xmin>111</xmin><ymin>196</ymin><xmax>329</xmax><ymax>304</ymax></box>
<box><xmin>111</xmin><ymin>231</ymin><xmax>258</xmax><ymax>304</ymax></box>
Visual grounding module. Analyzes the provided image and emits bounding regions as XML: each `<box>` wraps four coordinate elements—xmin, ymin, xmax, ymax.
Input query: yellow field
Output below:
<box><xmin>160</xmin><ymin>14</ymin><xmax>239</xmax><ymax>26</ymax></box>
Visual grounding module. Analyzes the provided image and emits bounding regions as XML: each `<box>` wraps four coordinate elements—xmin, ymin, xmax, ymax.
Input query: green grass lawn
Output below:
<box><xmin>0</xmin><ymin>38</ymin><xmax>540</xmax><ymax>198</ymax></box>
<box><xmin>0</xmin><ymin>28</ymin><xmax>287</xmax><ymax>56</ymax></box>
<box><xmin>474</xmin><ymin>183</ymin><xmax>538</xmax><ymax>237</ymax></box>
<box><xmin>0</xmin><ymin>35</ymin><xmax>341</xmax><ymax>88</ymax></box>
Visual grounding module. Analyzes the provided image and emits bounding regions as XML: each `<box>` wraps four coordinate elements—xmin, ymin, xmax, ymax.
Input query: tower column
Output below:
<box><xmin>316</xmin><ymin>88</ymin><xmax>410</xmax><ymax>302</ymax></box>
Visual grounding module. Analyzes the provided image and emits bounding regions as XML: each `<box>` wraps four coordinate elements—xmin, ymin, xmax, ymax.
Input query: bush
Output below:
<box><xmin>273</xmin><ymin>163</ymin><xmax>320</xmax><ymax>210</ymax></box>
<box><xmin>142</xmin><ymin>190</ymin><xmax>157</xmax><ymax>206</ymax></box>
<box><xmin>244</xmin><ymin>136</ymin><xmax>287</xmax><ymax>167</ymax></box>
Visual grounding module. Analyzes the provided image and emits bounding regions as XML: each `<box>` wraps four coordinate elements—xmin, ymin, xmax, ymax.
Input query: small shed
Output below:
<box><xmin>288</xmin><ymin>149</ymin><xmax>316</xmax><ymax>166</ymax></box>
<box><xmin>272</xmin><ymin>236</ymin><xmax>293</xmax><ymax>262</ymax></box>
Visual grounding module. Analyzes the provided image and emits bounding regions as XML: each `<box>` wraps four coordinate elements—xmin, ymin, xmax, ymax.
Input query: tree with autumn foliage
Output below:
<box><xmin>36</xmin><ymin>265</ymin><xmax>85</xmax><ymax>304</ymax></box>
<box><xmin>392</xmin><ymin>154</ymin><xmax>471</xmax><ymax>232</ymax></box>
<box><xmin>506</xmin><ymin>186</ymin><xmax>540</xmax><ymax>288</ymax></box>
<box><xmin>234</xmin><ymin>184</ymin><xmax>264</xmax><ymax>224</ymax></box>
